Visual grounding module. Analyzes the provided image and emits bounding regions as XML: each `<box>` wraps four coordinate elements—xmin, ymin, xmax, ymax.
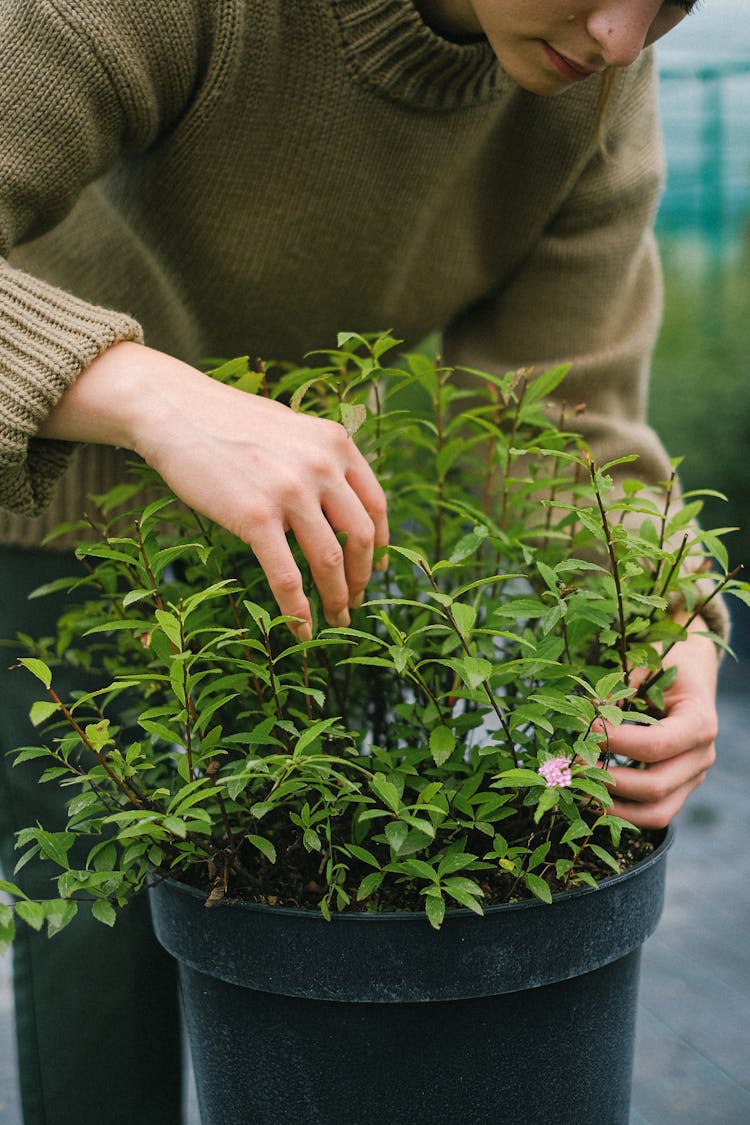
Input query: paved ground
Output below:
<box><xmin>1</xmin><ymin>659</ymin><xmax>748</xmax><ymax>1125</ymax></box>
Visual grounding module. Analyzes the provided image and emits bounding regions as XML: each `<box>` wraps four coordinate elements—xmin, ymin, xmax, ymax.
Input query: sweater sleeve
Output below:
<box><xmin>0</xmin><ymin>0</ymin><xmax>203</xmax><ymax>516</ymax></box>
<box><xmin>444</xmin><ymin>53</ymin><xmax>730</xmax><ymax>643</ymax></box>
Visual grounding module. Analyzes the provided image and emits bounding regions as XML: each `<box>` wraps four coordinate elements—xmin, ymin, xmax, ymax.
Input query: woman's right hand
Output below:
<box><xmin>37</xmin><ymin>341</ymin><xmax>389</xmax><ymax>639</ymax></box>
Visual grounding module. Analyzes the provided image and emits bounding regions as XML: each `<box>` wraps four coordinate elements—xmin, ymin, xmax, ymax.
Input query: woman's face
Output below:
<box><xmin>460</xmin><ymin>2</ymin><xmax>699</xmax><ymax>94</ymax></box>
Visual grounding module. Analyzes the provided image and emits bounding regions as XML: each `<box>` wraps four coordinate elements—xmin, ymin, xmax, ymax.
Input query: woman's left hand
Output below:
<box><xmin>602</xmin><ymin>622</ymin><xmax>719</xmax><ymax>829</ymax></box>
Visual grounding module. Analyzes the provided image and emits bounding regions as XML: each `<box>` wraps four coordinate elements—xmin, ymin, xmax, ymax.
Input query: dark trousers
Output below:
<box><xmin>0</xmin><ymin>547</ymin><xmax>183</xmax><ymax>1125</ymax></box>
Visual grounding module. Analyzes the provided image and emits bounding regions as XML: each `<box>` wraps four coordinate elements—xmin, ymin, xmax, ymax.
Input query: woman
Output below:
<box><xmin>0</xmin><ymin>3</ymin><xmax>717</xmax><ymax>1122</ymax></box>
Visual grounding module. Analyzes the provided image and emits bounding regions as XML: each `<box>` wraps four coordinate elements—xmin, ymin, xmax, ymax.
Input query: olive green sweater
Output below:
<box><xmin>0</xmin><ymin>2</ymin><xmax>718</xmax><ymax>620</ymax></box>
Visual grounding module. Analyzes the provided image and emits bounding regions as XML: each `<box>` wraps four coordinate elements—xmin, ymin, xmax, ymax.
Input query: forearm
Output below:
<box><xmin>37</xmin><ymin>340</ymin><xmax>389</xmax><ymax>636</ymax></box>
<box><xmin>36</xmin><ymin>340</ymin><xmax>200</xmax><ymax>454</ymax></box>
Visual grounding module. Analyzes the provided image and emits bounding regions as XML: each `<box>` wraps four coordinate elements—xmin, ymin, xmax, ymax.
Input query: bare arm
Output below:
<box><xmin>38</xmin><ymin>340</ymin><xmax>389</xmax><ymax>639</ymax></box>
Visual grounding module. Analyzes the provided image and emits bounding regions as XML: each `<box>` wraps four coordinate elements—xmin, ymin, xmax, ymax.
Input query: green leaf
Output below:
<box><xmin>89</xmin><ymin>842</ymin><xmax>118</xmax><ymax>872</ymax></box>
<box><xmin>357</xmin><ymin>871</ymin><xmax>384</xmax><ymax>901</ymax></box>
<box><xmin>533</xmin><ymin>787</ymin><xmax>560</xmax><ymax>823</ymax></box>
<box><xmin>436</xmin><ymin>851</ymin><xmax>475</xmax><ymax>877</ymax></box>
<box><xmin>424</xmin><ymin>891</ymin><xmax>446</xmax><ymax>930</ymax></box>
<box><xmin>35</xmin><ymin>829</ymin><xmax>75</xmax><ymax>869</ymax></box>
<box><xmin>155</xmin><ymin>610</ymin><xmax>182</xmax><ymax>649</ymax></box>
<box><xmin>139</xmin><ymin>495</ymin><xmax>178</xmax><ymax>524</ymax></box>
<box><xmin>294</xmin><ymin>717</ymin><xmax>340</xmax><ymax>756</ymax></box>
<box><xmin>449</xmin><ymin>525</ymin><xmax>489</xmax><ymax>564</ymax></box>
<box><xmin>384</xmin><ymin>820</ymin><xmax>408</xmax><ymax>855</ymax></box>
<box><xmin>67</xmin><ymin>792</ymin><xmax>101</xmax><ymax>819</ymax></box>
<box><xmin>0</xmin><ymin>879</ymin><xmax>27</xmax><ymax>899</ymax></box>
<box><xmin>489</xmin><ymin>596</ymin><xmax>547</xmax><ymax>620</ymax></box>
<box><xmin>346</xmin><ymin>844</ymin><xmax>380</xmax><ymax>869</ymax></box>
<box><xmin>83</xmin><ymin>619</ymin><xmax>152</xmax><ymax>637</ymax></box>
<box><xmin>122</xmin><ymin>587</ymin><xmax>157</xmax><ymax>608</ymax></box>
<box><xmin>561</xmin><ymin>820</ymin><xmax>590</xmax><ymax>846</ymax></box>
<box><xmin>571</xmin><ymin>777</ymin><xmax>612</xmax><ymax>804</ymax></box>
<box><xmin>246</xmin><ymin>835</ymin><xmax>277</xmax><ymax>863</ymax></box>
<box><xmin>594</xmin><ymin>671</ymin><xmax>628</xmax><ymax>700</ymax></box>
<box><xmin>250</xmin><ymin>800</ymin><xmax>275</xmax><ymax>820</ymax></box>
<box><xmin>573</xmin><ymin>871</ymin><xmax>600</xmax><ymax>890</ymax></box>
<box><xmin>181</xmin><ymin>579</ymin><xmax>239</xmax><ymax>621</ymax></box>
<box><xmin>536</xmin><ymin>560</ymin><xmax>560</xmax><ymax>594</ymax></box>
<box><xmin>17</xmin><ymin>658</ymin><xmax>52</xmax><ymax>689</ymax></box>
<box><xmin>45</xmin><ymin>900</ymin><xmax>78</xmax><ymax>937</ymax></box>
<box><xmin>207</xmin><ymin>354</ymin><xmax>252</xmax><ymax>384</ymax></box>
<box><xmin>524</xmin><ymin>362</ymin><xmax>571</xmax><ymax>404</ymax></box>
<box><xmin>11</xmin><ymin>746</ymin><xmax>52</xmax><ymax>766</ymax></box>
<box><xmin>139</xmin><ymin>718</ymin><xmax>184</xmax><ymax>744</ymax></box>
<box><xmin>162</xmin><ymin>817</ymin><xmax>188</xmax><ymax>839</ymax></box>
<box><xmin>91</xmin><ymin>899</ymin><xmax>117</xmax><ymax>927</ymax></box>
<box><xmin>588</xmin><ymin>843</ymin><xmax>622</xmax><ymax>875</ymax></box>
<box><xmin>84</xmin><ymin>720</ymin><xmax>112</xmax><ymax>752</ymax></box>
<box><xmin>450</xmin><ymin>656</ymin><xmax>493</xmax><ymax>692</ymax></box>
<box><xmin>15</xmin><ymin>900</ymin><xmax>46</xmax><ymax>931</ymax></box>
<box><xmin>370</xmin><ymin>773</ymin><xmax>401</xmax><ymax>813</ymax></box>
<box><xmin>28</xmin><ymin>575</ymin><xmax>88</xmax><ymax>599</ymax></box>
<box><xmin>527</xmin><ymin>842</ymin><xmax>551</xmax><ymax>870</ymax></box>
<box><xmin>393</xmin><ymin>860</ymin><xmax>437</xmax><ymax>888</ymax></box>
<box><xmin>525</xmin><ymin>872</ymin><xmax>552</xmax><ymax>904</ymax></box>
<box><xmin>443</xmin><ymin>879</ymin><xmax>484</xmax><ymax>914</ymax></box>
<box><xmin>429</xmin><ymin>725</ymin><xmax>455</xmax><ymax>767</ymax></box>
<box><xmin>386</xmin><ymin>544</ymin><xmax>429</xmax><ymax>570</ymax></box>
<box><xmin>29</xmin><ymin>700</ymin><xmax>60</xmax><ymax>727</ymax></box>
<box><xmin>450</xmin><ymin>601</ymin><xmax>477</xmax><ymax>639</ymax></box>
<box><xmin>340</xmin><ymin>401</ymin><xmax>367</xmax><ymax>437</ymax></box>
<box><xmin>75</xmin><ymin>544</ymin><xmax>138</xmax><ymax>565</ymax></box>
<box><xmin>492</xmin><ymin>768</ymin><xmax>544</xmax><ymax>789</ymax></box>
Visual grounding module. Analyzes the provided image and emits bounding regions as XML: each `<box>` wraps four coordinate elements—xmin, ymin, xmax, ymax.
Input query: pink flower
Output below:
<box><xmin>537</xmin><ymin>757</ymin><xmax>572</xmax><ymax>789</ymax></box>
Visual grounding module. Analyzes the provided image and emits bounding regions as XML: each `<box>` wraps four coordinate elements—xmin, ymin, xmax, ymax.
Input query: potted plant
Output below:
<box><xmin>1</xmin><ymin>333</ymin><xmax>745</xmax><ymax>1124</ymax></box>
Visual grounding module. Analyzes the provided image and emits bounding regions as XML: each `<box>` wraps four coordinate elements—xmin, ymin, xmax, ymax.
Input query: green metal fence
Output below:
<box><xmin>657</xmin><ymin>62</ymin><xmax>750</xmax><ymax>251</ymax></box>
<box><xmin>651</xmin><ymin>60</ymin><xmax>750</xmax><ymax>638</ymax></box>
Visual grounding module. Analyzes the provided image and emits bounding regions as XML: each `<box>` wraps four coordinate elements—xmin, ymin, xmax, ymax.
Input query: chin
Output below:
<box><xmin>504</xmin><ymin>67</ymin><xmax>575</xmax><ymax>96</ymax></box>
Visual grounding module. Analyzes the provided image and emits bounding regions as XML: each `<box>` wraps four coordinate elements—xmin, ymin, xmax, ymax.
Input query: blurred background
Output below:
<box><xmin>1</xmin><ymin>3</ymin><xmax>749</xmax><ymax>1123</ymax></box>
<box><xmin>652</xmin><ymin>0</ymin><xmax>750</xmax><ymax>653</ymax></box>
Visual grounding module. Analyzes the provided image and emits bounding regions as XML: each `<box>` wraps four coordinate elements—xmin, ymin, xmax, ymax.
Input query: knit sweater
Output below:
<box><xmin>0</xmin><ymin>3</ymin><xmax>689</xmax><ymax>576</ymax></box>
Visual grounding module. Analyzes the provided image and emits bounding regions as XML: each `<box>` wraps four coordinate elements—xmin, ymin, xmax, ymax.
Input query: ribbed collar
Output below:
<box><xmin>328</xmin><ymin>0</ymin><xmax>513</xmax><ymax>110</ymax></box>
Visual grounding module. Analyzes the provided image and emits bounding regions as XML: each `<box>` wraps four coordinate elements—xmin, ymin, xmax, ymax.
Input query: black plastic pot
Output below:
<box><xmin>149</xmin><ymin>828</ymin><xmax>672</xmax><ymax>1125</ymax></box>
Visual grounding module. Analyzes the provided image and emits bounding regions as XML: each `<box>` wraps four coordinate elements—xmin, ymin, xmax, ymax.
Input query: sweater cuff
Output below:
<box><xmin>0</xmin><ymin>261</ymin><xmax>143</xmax><ymax>516</ymax></box>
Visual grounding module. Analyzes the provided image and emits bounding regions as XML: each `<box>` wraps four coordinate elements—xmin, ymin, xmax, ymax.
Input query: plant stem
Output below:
<box><xmin>434</xmin><ymin>367</ymin><xmax>445</xmax><ymax>563</ymax></box>
<box><xmin>46</xmin><ymin>687</ymin><xmax>145</xmax><ymax>809</ymax></box>
<box><xmin>498</xmin><ymin>373</ymin><xmax>527</xmax><ymax>533</ymax></box>
<box><xmin>422</xmin><ymin>563</ymin><xmax>519</xmax><ymax>766</ymax></box>
<box><xmin>587</xmin><ymin>457</ymin><xmax>630</xmax><ymax>684</ymax></box>
<box><xmin>134</xmin><ymin>519</ymin><xmax>165</xmax><ymax>612</ymax></box>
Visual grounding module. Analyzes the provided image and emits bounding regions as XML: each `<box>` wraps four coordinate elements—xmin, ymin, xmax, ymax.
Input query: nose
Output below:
<box><xmin>586</xmin><ymin>3</ymin><xmax>657</xmax><ymax>68</ymax></box>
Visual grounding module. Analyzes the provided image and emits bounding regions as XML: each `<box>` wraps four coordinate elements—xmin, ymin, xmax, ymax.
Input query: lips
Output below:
<box><xmin>542</xmin><ymin>42</ymin><xmax>603</xmax><ymax>81</ymax></box>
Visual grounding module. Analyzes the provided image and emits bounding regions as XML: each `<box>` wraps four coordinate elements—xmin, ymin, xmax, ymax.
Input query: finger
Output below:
<box><xmin>607</xmin><ymin>742</ymin><xmax>715</xmax><ymax>804</ymax></box>
<box><xmin>598</xmin><ymin>700</ymin><xmax>718</xmax><ymax>765</ymax></box>
<box><xmin>321</xmin><ymin>490</ymin><xmax>377</xmax><ymax>606</ymax></box>
<box><xmin>609</xmin><ymin>773</ymin><xmax>709</xmax><ymax>829</ymax></box>
<box><xmin>289</xmin><ymin>508</ymin><xmax>355</xmax><ymax>628</ymax></box>
<box><xmin>344</xmin><ymin>456</ymin><xmax>390</xmax><ymax>554</ymax></box>
<box><xmin>605</xmin><ymin>737</ymin><xmax>715</xmax><ymax>829</ymax></box>
<box><xmin>245</xmin><ymin>522</ymin><xmax>313</xmax><ymax>640</ymax></box>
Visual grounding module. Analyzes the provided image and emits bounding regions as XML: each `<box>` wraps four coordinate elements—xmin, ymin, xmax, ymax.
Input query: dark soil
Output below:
<box><xmin>174</xmin><ymin>816</ymin><xmax>662</xmax><ymax>916</ymax></box>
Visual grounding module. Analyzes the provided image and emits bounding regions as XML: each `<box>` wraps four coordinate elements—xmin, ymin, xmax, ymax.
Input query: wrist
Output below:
<box><xmin>36</xmin><ymin>341</ymin><xmax>196</xmax><ymax>455</ymax></box>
